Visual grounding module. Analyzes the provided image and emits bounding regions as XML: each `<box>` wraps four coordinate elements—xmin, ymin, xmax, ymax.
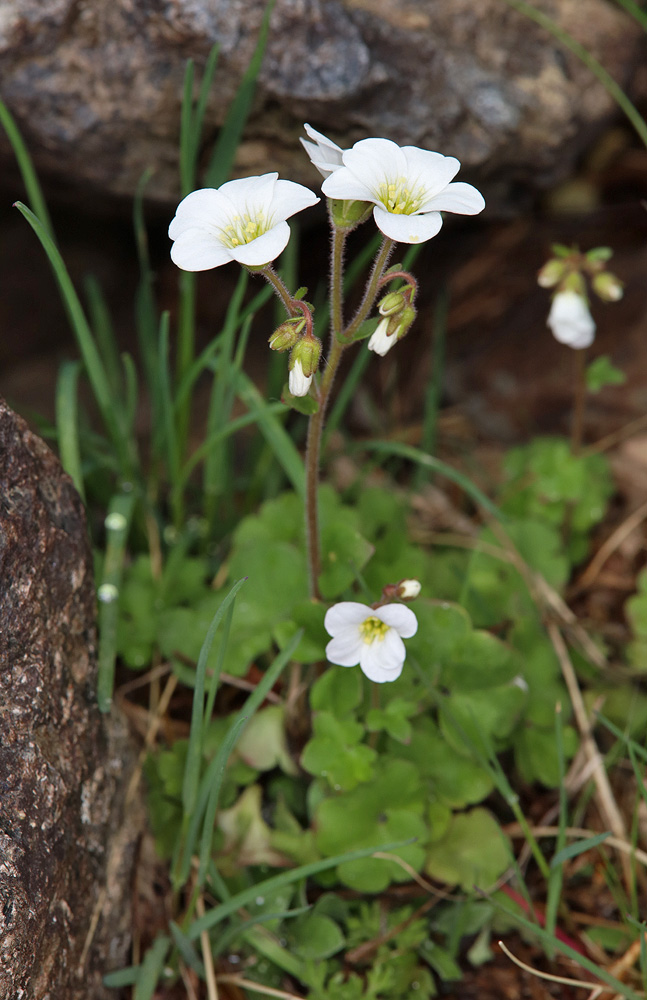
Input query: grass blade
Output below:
<box><xmin>189</xmin><ymin>837</ymin><xmax>414</xmax><ymax>939</ymax></box>
<box><xmin>414</xmin><ymin>286</ymin><xmax>448</xmax><ymax>489</ymax></box>
<box><xmin>133</xmin><ymin>935</ymin><xmax>171</xmax><ymax>1000</ymax></box>
<box><xmin>0</xmin><ymin>99</ymin><xmax>55</xmax><ymax>240</ymax></box>
<box><xmin>96</xmin><ymin>492</ymin><xmax>136</xmax><ymax>712</ymax></box>
<box><xmin>182</xmin><ymin>579</ymin><xmax>247</xmax><ymax>817</ymax></box>
<box><xmin>236</xmin><ymin>371</ymin><xmax>305</xmax><ymax>498</ymax></box>
<box><xmin>55</xmin><ymin>360</ymin><xmax>85</xmax><ymax>501</ymax></box>
<box><xmin>362</xmin><ymin>439</ymin><xmax>504</xmax><ymax>521</ymax></box>
<box><xmin>204</xmin><ymin>0</ymin><xmax>276</xmax><ymax>187</ymax></box>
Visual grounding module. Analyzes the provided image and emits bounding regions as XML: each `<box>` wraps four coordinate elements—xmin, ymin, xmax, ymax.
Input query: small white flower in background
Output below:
<box><xmin>321</xmin><ymin>138</ymin><xmax>485</xmax><ymax>244</ymax></box>
<box><xmin>288</xmin><ymin>359</ymin><xmax>312</xmax><ymax>397</ymax></box>
<box><xmin>396</xmin><ymin>578</ymin><xmax>421</xmax><ymax>600</ymax></box>
<box><xmin>300</xmin><ymin>124</ymin><xmax>346</xmax><ymax>178</ymax></box>
<box><xmin>169</xmin><ymin>173</ymin><xmax>319</xmax><ymax>271</ymax></box>
<box><xmin>324</xmin><ymin>601</ymin><xmax>418</xmax><ymax>683</ymax></box>
<box><xmin>547</xmin><ymin>290</ymin><xmax>596</xmax><ymax>350</ymax></box>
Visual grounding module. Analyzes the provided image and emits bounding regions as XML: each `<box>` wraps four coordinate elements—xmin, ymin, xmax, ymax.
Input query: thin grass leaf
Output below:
<box><xmin>121</xmin><ymin>352</ymin><xmax>139</xmax><ymax>437</ymax></box>
<box><xmin>84</xmin><ymin>274</ymin><xmax>122</xmax><ymax>398</ymax></box>
<box><xmin>212</xmin><ymin>905</ymin><xmax>312</xmax><ymax>959</ymax></box>
<box><xmin>502</xmin><ymin>0</ymin><xmax>647</xmax><ymax>148</ymax></box>
<box><xmin>133</xmin><ymin>935</ymin><xmax>171</xmax><ymax>1000</ymax></box>
<box><xmin>15</xmin><ymin>202</ymin><xmax>137</xmax><ymax>480</ymax></box>
<box><xmin>197</xmin><ymin>715</ymin><xmax>247</xmax><ymax>888</ymax></box>
<box><xmin>361</xmin><ymin>439</ymin><xmax>504</xmax><ymax>521</ymax></box>
<box><xmin>414</xmin><ymin>286</ymin><xmax>448</xmax><ymax>489</ymax></box>
<box><xmin>596</xmin><ymin>713</ymin><xmax>647</xmax><ymax>761</ymax></box>
<box><xmin>170</xmin><ymin>920</ymin><xmax>206</xmax><ymax>978</ymax></box>
<box><xmin>133</xmin><ymin>168</ymin><xmax>162</xmax><ymax>443</ymax></box>
<box><xmin>550</xmin><ymin>831</ymin><xmax>612</xmax><ymax>867</ymax></box>
<box><xmin>204</xmin><ymin>0</ymin><xmax>276</xmax><ymax>187</ymax></box>
<box><xmin>240</xmin><ymin>923</ymin><xmax>305</xmax><ymax>979</ymax></box>
<box><xmin>325</xmin><ymin>346</ymin><xmax>372</xmax><ymax>438</ymax></box>
<box><xmin>103</xmin><ymin>967</ymin><xmax>140</xmax><ymax>988</ymax></box>
<box><xmin>173</xmin><ymin>629</ymin><xmax>302</xmax><ymax>888</ymax></box>
<box><xmin>182</xmin><ymin>579</ymin><xmax>247</xmax><ymax>817</ymax></box>
<box><xmin>56</xmin><ymin>360</ymin><xmax>85</xmax><ymax>501</ymax></box>
<box><xmin>613</xmin><ymin>0</ymin><xmax>647</xmax><ymax>32</ymax></box>
<box><xmin>490</xmin><ymin>895</ymin><xmax>645</xmax><ymax>1000</ymax></box>
<box><xmin>204</xmin><ymin>269</ymin><xmax>249</xmax><ymax>526</ymax></box>
<box><xmin>204</xmin><ymin>592</ymin><xmax>237</xmax><ymax>725</ymax></box>
<box><xmin>97</xmin><ymin>492</ymin><xmax>136</xmax><ymax>712</ymax></box>
<box><xmin>236</xmin><ymin>371</ymin><xmax>305</xmax><ymax>498</ymax></box>
<box><xmin>0</xmin><ymin>99</ymin><xmax>55</xmax><ymax>240</ymax></box>
<box><xmin>544</xmin><ymin>703</ymin><xmax>567</xmax><ymax>950</ymax></box>
<box><xmin>188</xmin><ymin>836</ymin><xmax>415</xmax><ymax>939</ymax></box>
<box><xmin>157</xmin><ymin>312</ymin><xmax>182</xmax><ymax>520</ymax></box>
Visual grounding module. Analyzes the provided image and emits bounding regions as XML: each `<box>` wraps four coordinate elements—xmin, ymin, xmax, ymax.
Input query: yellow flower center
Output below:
<box><xmin>359</xmin><ymin>616</ymin><xmax>390</xmax><ymax>644</ymax></box>
<box><xmin>220</xmin><ymin>211</ymin><xmax>267</xmax><ymax>248</ymax></box>
<box><xmin>376</xmin><ymin>176</ymin><xmax>423</xmax><ymax>215</ymax></box>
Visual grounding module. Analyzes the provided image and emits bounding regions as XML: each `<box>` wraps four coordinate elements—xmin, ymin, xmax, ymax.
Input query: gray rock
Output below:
<box><xmin>0</xmin><ymin>398</ymin><xmax>142</xmax><ymax>999</ymax></box>
<box><xmin>0</xmin><ymin>0</ymin><xmax>641</xmax><ymax>205</ymax></box>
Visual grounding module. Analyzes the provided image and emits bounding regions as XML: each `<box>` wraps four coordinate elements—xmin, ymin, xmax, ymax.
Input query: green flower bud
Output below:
<box><xmin>289</xmin><ymin>334</ymin><xmax>322</xmax><ymax>378</ymax></box>
<box><xmin>537</xmin><ymin>259</ymin><xmax>567</xmax><ymax>288</ymax></box>
<box><xmin>378</xmin><ymin>290</ymin><xmax>406</xmax><ymax>316</ymax></box>
<box><xmin>561</xmin><ymin>271</ymin><xmax>586</xmax><ymax>297</ymax></box>
<box><xmin>269</xmin><ymin>319</ymin><xmax>304</xmax><ymax>352</ymax></box>
<box><xmin>592</xmin><ymin>271</ymin><xmax>623</xmax><ymax>302</ymax></box>
<box><xmin>328</xmin><ymin>198</ymin><xmax>373</xmax><ymax>231</ymax></box>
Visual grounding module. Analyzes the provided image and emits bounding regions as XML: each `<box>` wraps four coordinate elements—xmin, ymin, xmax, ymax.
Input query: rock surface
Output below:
<box><xmin>0</xmin><ymin>0</ymin><xmax>642</xmax><ymax>206</ymax></box>
<box><xmin>0</xmin><ymin>398</ymin><xmax>141</xmax><ymax>999</ymax></box>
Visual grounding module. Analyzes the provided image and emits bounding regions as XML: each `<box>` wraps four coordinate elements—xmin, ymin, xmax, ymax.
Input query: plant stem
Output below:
<box><xmin>305</xmin><ymin>235</ymin><xmax>394</xmax><ymax>599</ymax></box>
<box><xmin>571</xmin><ymin>347</ymin><xmax>587</xmax><ymax>455</ymax></box>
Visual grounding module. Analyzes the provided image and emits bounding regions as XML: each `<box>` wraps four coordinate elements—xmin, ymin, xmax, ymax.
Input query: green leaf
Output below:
<box><xmin>291</xmin><ymin>913</ymin><xmax>345</xmax><ymax>960</ymax></box>
<box><xmin>301</xmin><ymin>711</ymin><xmax>376</xmax><ymax>791</ymax></box>
<box><xmin>310</xmin><ymin>665</ymin><xmax>363</xmax><ymax>715</ymax></box>
<box><xmin>318</xmin><ymin>521</ymin><xmax>374</xmax><ymax>599</ymax></box>
<box><xmin>550</xmin><ymin>831</ymin><xmax>611</xmax><ymax>866</ymax></box>
<box><xmin>586</xmin><ymin>355</ymin><xmax>626</xmax><ymax>393</ymax></box>
<box><xmin>281</xmin><ymin>383</ymin><xmax>320</xmax><ymax>415</ymax></box>
<box><xmin>425</xmin><ymin>808</ymin><xmax>510</xmax><ymax>891</ymax></box>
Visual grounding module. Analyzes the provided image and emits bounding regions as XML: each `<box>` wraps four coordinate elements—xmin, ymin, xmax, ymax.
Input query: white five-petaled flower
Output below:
<box><xmin>321</xmin><ymin>138</ymin><xmax>485</xmax><ymax>244</ymax></box>
<box><xmin>547</xmin><ymin>290</ymin><xmax>596</xmax><ymax>350</ymax></box>
<box><xmin>300</xmin><ymin>124</ymin><xmax>346</xmax><ymax>178</ymax></box>
<box><xmin>169</xmin><ymin>173</ymin><xmax>319</xmax><ymax>271</ymax></box>
<box><xmin>288</xmin><ymin>359</ymin><xmax>312</xmax><ymax>397</ymax></box>
<box><xmin>324</xmin><ymin>601</ymin><xmax>418</xmax><ymax>684</ymax></box>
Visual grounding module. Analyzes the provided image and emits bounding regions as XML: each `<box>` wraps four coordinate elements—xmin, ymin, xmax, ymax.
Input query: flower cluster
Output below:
<box><xmin>539</xmin><ymin>245</ymin><xmax>623</xmax><ymax>351</ymax></box>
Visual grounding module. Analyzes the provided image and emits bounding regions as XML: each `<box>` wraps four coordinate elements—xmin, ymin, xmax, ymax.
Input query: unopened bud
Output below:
<box><xmin>289</xmin><ymin>334</ymin><xmax>322</xmax><ymax>378</ymax></box>
<box><xmin>537</xmin><ymin>259</ymin><xmax>567</xmax><ymax>288</ymax></box>
<box><xmin>269</xmin><ymin>319</ymin><xmax>303</xmax><ymax>352</ymax></box>
<box><xmin>329</xmin><ymin>198</ymin><xmax>373</xmax><ymax>231</ymax></box>
<box><xmin>379</xmin><ymin>291</ymin><xmax>406</xmax><ymax>316</ymax></box>
<box><xmin>396</xmin><ymin>578</ymin><xmax>421</xmax><ymax>600</ymax></box>
<box><xmin>592</xmin><ymin>271</ymin><xmax>623</xmax><ymax>303</ymax></box>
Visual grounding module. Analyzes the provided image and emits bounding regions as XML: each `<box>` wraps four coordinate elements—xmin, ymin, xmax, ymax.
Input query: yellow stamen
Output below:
<box><xmin>359</xmin><ymin>616</ymin><xmax>390</xmax><ymax>644</ymax></box>
<box><xmin>219</xmin><ymin>211</ymin><xmax>267</xmax><ymax>248</ymax></box>
<box><xmin>376</xmin><ymin>176</ymin><xmax>424</xmax><ymax>215</ymax></box>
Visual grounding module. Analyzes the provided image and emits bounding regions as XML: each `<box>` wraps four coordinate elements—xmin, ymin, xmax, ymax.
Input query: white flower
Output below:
<box><xmin>547</xmin><ymin>290</ymin><xmax>596</xmax><ymax>349</ymax></box>
<box><xmin>397</xmin><ymin>579</ymin><xmax>421</xmax><ymax>600</ymax></box>
<box><xmin>321</xmin><ymin>138</ymin><xmax>485</xmax><ymax>244</ymax></box>
<box><xmin>324</xmin><ymin>601</ymin><xmax>418</xmax><ymax>683</ymax></box>
<box><xmin>367</xmin><ymin>317</ymin><xmax>397</xmax><ymax>356</ymax></box>
<box><xmin>288</xmin><ymin>359</ymin><xmax>312</xmax><ymax>397</ymax></box>
<box><xmin>169</xmin><ymin>173</ymin><xmax>319</xmax><ymax>271</ymax></box>
<box><xmin>300</xmin><ymin>124</ymin><xmax>345</xmax><ymax>178</ymax></box>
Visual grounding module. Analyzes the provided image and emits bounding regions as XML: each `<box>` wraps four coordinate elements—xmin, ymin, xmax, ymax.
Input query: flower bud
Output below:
<box><xmin>378</xmin><ymin>290</ymin><xmax>406</xmax><ymax>316</ymax></box>
<box><xmin>547</xmin><ymin>290</ymin><xmax>595</xmax><ymax>350</ymax></box>
<box><xmin>592</xmin><ymin>271</ymin><xmax>623</xmax><ymax>302</ymax></box>
<box><xmin>290</xmin><ymin>333</ymin><xmax>322</xmax><ymax>378</ymax></box>
<box><xmin>288</xmin><ymin>359</ymin><xmax>312</xmax><ymax>397</ymax></box>
<box><xmin>396</xmin><ymin>578</ymin><xmax>421</xmax><ymax>600</ymax></box>
<box><xmin>329</xmin><ymin>198</ymin><xmax>373</xmax><ymax>231</ymax></box>
<box><xmin>269</xmin><ymin>319</ymin><xmax>303</xmax><ymax>352</ymax></box>
<box><xmin>537</xmin><ymin>259</ymin><xmax>567</xmax><ymax>288</ymax></box>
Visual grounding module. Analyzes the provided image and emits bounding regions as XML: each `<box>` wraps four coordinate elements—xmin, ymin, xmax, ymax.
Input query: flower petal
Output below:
<box><xmin>288</xmin><ymin>359</ymin><xmax>312</xmax><ymax>397</ymax></box>
<box><xmin>326</xmin><ymin>627</ymin><xmax>364</xmax><ymax>667</ymax></box>
<box><xmin>401</xmin><ymin>147</ymin><xmax>460</xmax><ymax>194</ymax></box>
<box><xmin>228</xmin><ymin>222</ymin><xmax>291</xmax><ymax>266</ymax></box>
<box><xmin>170</xmin><ymin>229</ymin><xmax>233</xmax><ymax>271</ymax></box>
<box><xmin>270</xmin><ymin>179</ymin><xmax>320</xmax><ymax>222</ymax></box>
<box><xmin>218</xmin><ymin>173</ymin><xmax>278</xmax><ymax>207</ymax></box>
<box><xmin>321</xmin><ymin>165</ymin><xmax>376</xmax><ymax>203</ymax></box>
<box><xmin>421</xmin><ymin>181</ymin><xmax>485</xmax><ymax>216</ymax></box>
<box><xmin>324</xmin><ymin>602</ymin><xmax>372</xmax><ymax>636</ymax></box>
<box><xmin>301</xmin><ymin>124</ymin><xmax>345</xmax><ymax>177</ymax></box>
<box><xmin>341</xmin><ymin>138</ymin><xmax>408</xmax><ymax>191</ymax></box>
<box><xmin>372</xmin><ymin>206</ymin><xmax>443</xmax><ymax>244</ymax></box>
<box><xmin>375</xmin><ymin>604</ymin><xmax>418</xmax><ymax>638</ymax></box>
<box><xmin>168</xmin><ymin>188</ymin><xmax>231</xmax><ymax>239</ymax></box>
<box><xmin>359</xmin><ymin>629</ymin><xmax>406</xmax><ymax>682</ymax></box>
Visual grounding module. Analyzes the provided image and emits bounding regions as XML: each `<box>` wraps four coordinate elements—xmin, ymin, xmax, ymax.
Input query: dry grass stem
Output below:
<box><xmin>498</xmin><ymin>939</ymin><xmax>616</xmax><ymax>993</ymax></box>
<box><xmin>216</xmin><ymin>975</ymin><xmax>305</xmax><ymax>1000</ymax></box>
<box><xmin>574</xmin><ymin>498</ymin><xmax>647</xmax><ymax>592</ymax></box>
<box><xmin>197</xmin><ymin>893</ymin><xmax>219</xmax><ymax>1000</ymax></box>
